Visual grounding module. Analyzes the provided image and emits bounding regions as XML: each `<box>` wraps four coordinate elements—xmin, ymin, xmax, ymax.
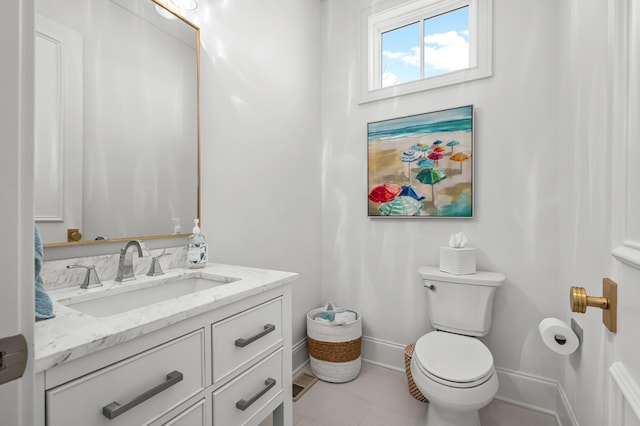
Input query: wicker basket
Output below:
<box><xmin>404</xmin><ymin>343</ymin><xmax>428</xmax><ymax>402</ymax></box>
<box><xmin>307</xmin><ymin>302</ymin><xmax>362</xmax><ymax>383</ymax></box>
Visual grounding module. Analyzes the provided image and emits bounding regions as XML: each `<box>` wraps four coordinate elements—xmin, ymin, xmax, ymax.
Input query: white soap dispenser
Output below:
<box><xmin>187</xmin><ymin>219</ymin><xmax>207</xmax><ymax>268</ymax></box>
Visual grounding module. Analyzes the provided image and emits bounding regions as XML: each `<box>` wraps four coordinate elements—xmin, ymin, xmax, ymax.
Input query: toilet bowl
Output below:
<box><xmin>411</xmin><ymin>331</ymin><xmax>498</xmax><ymax>426</ymax></box>
<box><xmin>411</xmin><ymin>266</ymin><xmax>505</xmax><ymax>426</ymax></box>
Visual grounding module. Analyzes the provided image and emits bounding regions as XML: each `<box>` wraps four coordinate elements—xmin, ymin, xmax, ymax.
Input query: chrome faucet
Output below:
<box><xmin>115</xmin><ymin>240</ymin><xmax>144</xmax><ymax>282</ymax></box>
<box><xmin>66</xmin><ymin>264</ymin><xmax>102</xmax><ymax>289</ymax></box>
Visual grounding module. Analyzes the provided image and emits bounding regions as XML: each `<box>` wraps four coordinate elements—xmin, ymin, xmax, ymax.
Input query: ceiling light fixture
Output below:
<box><xmin>170</xmin><ymin>0</ymin><xmax>198</xmax><ymax>10</ymax></box>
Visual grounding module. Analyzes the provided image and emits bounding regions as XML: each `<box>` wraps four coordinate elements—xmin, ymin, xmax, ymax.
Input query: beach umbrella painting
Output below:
<box><xmin>368</xmin><ymin>183</ymin><xmax>402</xmax><ymax>203</ymax></box>
<box><xmin>399</xmin><ymin>185</ymin><xmax>426</xmax><ymax>201</ymax></box>
<box><xmin>446</xmin><ymin>140</ymin><xmax>460</xmax><ymax>154</ymax></box>
<box><xmin>450</xmin><ymin>152</ymin><xmax>471</xmax><ymax>173</ymax></box>
<box><xmin>433</xmin><ymin>146</ymin><xmax>445</xmax><ymax>154</ymax></box>
<box><xmin>418</xmin><ymin>144</ymin><xmax>431</xmax><ymax>156</ymax></box>
<box><xmin>432</xmin><ymin>140</ymin><xmax>443</xmax><ymax>147</ymax></box>
<box><xmin>399</xmin><ymin>150</ymin><xmax>422</xmax><ymax>182</ymax></box>
<box><xmin>416</xmin><ymin>158</ymin><xmax>435</xmax><ymax>169</ymax></box>
<box><xmin>416</xmin><ymin>167</ymin><xmax>447</xmax><ymax>205</ymax></box>
<box><xmin>379</xmin><ymin>196</ymin><xmax>424</xmax><ymax>216</ymax></box>
<box><xmin>427</xmin><ymin>151</ymin><xmax>444</xmax><ymax>167</ymax></box>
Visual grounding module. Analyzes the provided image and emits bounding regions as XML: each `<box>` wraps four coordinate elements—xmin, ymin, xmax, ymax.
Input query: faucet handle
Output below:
<box><xmin>147</xmin><ymin>253</ymin><xmax>169</xmax><ymax>277</ymax></box>
<box><xmin>66</xmin><ymin>264</ymin><xmax>103</xmax><ymax>289</ymax></box>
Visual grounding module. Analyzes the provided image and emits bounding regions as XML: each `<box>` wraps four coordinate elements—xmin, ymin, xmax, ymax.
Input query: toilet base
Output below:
<box><xmin>425</xmin><ymin>403</ymin><xmax>480</xmax><ymax>426</ymax></box>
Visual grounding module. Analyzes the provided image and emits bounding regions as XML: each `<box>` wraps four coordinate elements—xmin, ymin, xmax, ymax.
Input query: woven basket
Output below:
<box><xmin>404</xmin><ymin>343</ymin><xmax>428</xmax><ymax>402</ymax></box>
<box><xmin>307</xmin><ymin>302</ymin><xmax>362</xmax><ymax>383</ymax></box>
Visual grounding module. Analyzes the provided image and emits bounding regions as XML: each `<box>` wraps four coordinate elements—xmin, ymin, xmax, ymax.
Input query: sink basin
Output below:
<box><xmin>60</xmin><ymin>274</ymin><xmax>236</xmax><ymax>318</ymax></box>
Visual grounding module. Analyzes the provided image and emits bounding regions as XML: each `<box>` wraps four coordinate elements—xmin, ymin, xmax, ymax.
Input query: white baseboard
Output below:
<box><xmin>292</xmin><ymin>337</ymin><xmax>309</xmax><ymax>373</ymax></box>
<box><xmin>361</xmin><ymin>335</ymin><xmax>406</xmax><ymax>371</ymax></box>
<box><xmin>494</xmin><ymin>368</ymin><xmax>578</xmax><ymax>426</ymax></box>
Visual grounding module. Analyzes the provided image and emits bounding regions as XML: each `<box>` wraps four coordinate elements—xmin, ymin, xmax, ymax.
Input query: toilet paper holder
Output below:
<box><xmin>570</xmin><ymin>278</ymin><xmax>617</xmax><ymax>333</ymax></box>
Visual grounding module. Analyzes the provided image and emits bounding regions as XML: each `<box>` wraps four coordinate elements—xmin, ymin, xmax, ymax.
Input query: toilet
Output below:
<box><xmin>410</xmin><ymin>266</ymin><xmax>505</xmax><ymax>426</ymax></box>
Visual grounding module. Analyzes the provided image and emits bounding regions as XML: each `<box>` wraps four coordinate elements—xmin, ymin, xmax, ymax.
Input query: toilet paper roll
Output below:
<box><xmin>538</xmin><ymin>317</ymin><xmax>580</xmax><ymax>355</ymax></box>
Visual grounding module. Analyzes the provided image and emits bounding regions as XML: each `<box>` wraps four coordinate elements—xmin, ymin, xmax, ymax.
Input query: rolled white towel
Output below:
<box><xmin>334</xmin><ymin>311</ymin><xmax>357</xmax><ymax>325</ymax></box>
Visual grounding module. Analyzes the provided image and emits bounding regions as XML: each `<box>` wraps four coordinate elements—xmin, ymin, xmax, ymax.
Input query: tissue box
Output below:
<box><xmin>439</xmin><ymin>247</ymin><xmax>476</xmax><ymax>275</ymax></box>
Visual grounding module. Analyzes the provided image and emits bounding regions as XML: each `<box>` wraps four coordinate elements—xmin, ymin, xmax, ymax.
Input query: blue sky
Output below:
<box><xmin>381</xmin><ymin>7</ymin><xmax>469</xmax><ymax>86</ymax></box>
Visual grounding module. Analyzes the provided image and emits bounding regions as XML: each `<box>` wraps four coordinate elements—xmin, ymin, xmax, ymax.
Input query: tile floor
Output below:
<box><xmin>260</xmin><ymin>362</ymin><xmax>558</xmax><ymax>426</ymax></box>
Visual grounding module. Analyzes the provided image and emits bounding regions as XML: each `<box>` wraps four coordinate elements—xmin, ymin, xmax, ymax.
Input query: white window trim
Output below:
<box><xmin>358</xmin><ymin>0</ymin><xmax>492</xmax><ymax>104</ymax></box>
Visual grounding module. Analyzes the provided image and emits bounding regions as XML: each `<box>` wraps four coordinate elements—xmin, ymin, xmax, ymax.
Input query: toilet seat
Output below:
<box><xmin>414</xmin><ymin>331</ymin><xmax>494</xmax><ymax>389</ymax></box>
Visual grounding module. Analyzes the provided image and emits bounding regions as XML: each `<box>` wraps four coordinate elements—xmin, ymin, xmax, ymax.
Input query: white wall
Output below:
<box><xmin>320</xmin><ymin>0</ymin><xmax>563</xmax><ymax>379</ymax></box>
<box><xmin>196</xmin><ymin>0</ymin><xmax>323</xmax><ymax>352</ymax></box>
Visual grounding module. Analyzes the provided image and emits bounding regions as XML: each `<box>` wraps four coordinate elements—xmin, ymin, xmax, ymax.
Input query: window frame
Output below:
<box><xmin>359</xmin><ymin>0</ymin><xmax>492</xmax><ymax>103</ymax></box>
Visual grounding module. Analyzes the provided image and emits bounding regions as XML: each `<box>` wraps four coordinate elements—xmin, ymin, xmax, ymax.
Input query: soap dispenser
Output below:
<box><xmin>187</xmin><ymin>219</ymin><xmax>208</xmax><ymax>268</ymax></box>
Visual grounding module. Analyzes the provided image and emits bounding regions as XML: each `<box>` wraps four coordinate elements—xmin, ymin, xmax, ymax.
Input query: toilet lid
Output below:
<box><xmin>414</xmin><ymin>331</ymin><xmax>494</xmax><ymax>385</ymax></box>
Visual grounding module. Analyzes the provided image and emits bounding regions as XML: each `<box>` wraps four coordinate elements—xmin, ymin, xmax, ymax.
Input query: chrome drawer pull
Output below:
<box><xmin>102</xmin><ymin>370</ymin><xmax>183</xmax><ymax>419</ymax></box>
<box><xmin>234</xmin><ymin>324</ymin><xmax>276</xmax><ymax>348</ymax></box>
<box><xmin>235</xmin><ymin>377</ymin><xmax>276</xmax><ymax>411</ymax></box>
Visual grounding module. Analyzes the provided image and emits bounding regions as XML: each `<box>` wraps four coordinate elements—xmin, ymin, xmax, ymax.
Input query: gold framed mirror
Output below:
<box><xmin>34</xmin><ymin>0</ymin><xmax>200</xmax><ymax>247</ymax></box>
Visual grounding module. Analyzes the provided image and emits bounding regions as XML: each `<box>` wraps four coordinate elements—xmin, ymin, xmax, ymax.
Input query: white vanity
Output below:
<box><xmin>34</xmin><ymin>263</ymin><xmax>297</xmax><ymax>426</ymax></box>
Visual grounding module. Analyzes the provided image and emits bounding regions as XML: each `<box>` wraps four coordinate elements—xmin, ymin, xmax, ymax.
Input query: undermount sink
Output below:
<box><xmin>59</xmin><ymin>274</ymin><xmax>237</xmax><ymax>318</ymax></box>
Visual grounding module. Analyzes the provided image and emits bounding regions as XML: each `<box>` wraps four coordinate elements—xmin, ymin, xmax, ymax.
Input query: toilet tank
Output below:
<box><xmin>419</xmin><ymin>266</ymin><xmax>505</xmax><ymax>337</ymax></box>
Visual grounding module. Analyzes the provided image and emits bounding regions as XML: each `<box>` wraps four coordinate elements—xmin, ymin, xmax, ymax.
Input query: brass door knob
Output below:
<box><xmin>67</xmin><ymin>228</ymin><xmax>82</xmax><ymax>242</ymax></box>
<box><xmin>569</xmin><ymin>279</ymin><xmax>617</xmax><ymax>333</ymax></box>
<box><xmin>570</xmin><ymin>286</ymin><xmax>608</xmax><ymax>313</ymax></box>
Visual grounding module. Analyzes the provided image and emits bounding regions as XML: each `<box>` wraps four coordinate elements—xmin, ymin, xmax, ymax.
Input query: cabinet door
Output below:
<box><xmin>162</xmin><ymin>399</ymin><xmax>206</xmax><ymax>426</ymax></box>
<box><xmin>46</xmin><ymin>330</ymin><xmax>205</xmax><ymax>426</ymax></box>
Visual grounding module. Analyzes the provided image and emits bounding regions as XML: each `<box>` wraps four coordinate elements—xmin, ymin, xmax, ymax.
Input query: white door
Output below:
<box><xmin>0</xmin><ymin>1</ymin><xmax>35</xmax><ymax>426</ymax></box>
<box><xmin>34</xmin><ymin>14</ymin><xmax>83</xmax><ymax>245</ymax></box>
<box><xmin>606</xmin><ymin>0</ymin><xmax>640</xmax><ymax>424</ymax></box>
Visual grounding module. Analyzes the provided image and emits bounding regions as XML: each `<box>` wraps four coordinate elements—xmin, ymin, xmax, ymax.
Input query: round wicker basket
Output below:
<box><xmin>404</xmin><ymin>343</ymin><xmax>428</xmax><ymax>403</ymax></box>
<box><xmin>307</xmin><ymin>303</ymin><xmax>362</xmax><ymax>383</ymax></box>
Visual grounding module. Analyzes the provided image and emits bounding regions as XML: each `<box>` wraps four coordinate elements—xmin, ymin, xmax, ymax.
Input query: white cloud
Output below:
<box><xmin>423</xmin><ymin>31</ymin><xmax>469</xmax><ymax>71</ymax></box>
<box><xmin>381</xmin><ymin>72</ymin><xmax>400</xmax><ymax>87</ymax></box>
<box><xmin>401</xmin><ymin>47</ymin><xmax>420</xmax><ymax>66</ymax></box>
<box><xmin>382</xmin><ymin>50</ymin><xmax>405</xmax><ymax>59</ymax></box>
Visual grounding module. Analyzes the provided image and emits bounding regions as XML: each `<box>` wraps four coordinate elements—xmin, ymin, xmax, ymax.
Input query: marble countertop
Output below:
<box><xmin>34</xmin><ymin>263</ymin><xmax>298</xmax><ymax>373</ymax></box>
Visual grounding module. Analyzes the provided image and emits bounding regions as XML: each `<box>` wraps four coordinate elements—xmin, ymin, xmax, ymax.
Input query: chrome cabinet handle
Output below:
<box><xmin>102</xmin><ymin>370</ymin><xmax>183</xmax><ymax>420</ymax></box>
<box><xmin>235</xmin><ymin>378</ymin><xmax>276</xmax><ymax>411</ymax></box>
<box><xmin>234</xmin><ymin>324</ymin><xmax>276</xmax><ymax>348</ymax></box>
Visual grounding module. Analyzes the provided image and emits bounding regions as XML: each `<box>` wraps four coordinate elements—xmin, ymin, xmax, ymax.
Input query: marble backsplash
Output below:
<box><xmin>41</xmin><ymin>245</ymin><xmax>188</xmax><ymax>291</ymax></box>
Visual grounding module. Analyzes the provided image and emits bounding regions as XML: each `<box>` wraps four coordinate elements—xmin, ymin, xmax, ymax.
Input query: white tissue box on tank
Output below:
<box><xmin>439</xmin><ymin>247</ymin><xmax>476</xmax><ymax>275</ymax></box>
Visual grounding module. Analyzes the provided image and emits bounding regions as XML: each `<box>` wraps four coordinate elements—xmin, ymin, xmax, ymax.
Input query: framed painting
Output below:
<box><xmin>367</xmin><ymin>105</ymin><xmax>474</xmax><ymax>218</ymax></box>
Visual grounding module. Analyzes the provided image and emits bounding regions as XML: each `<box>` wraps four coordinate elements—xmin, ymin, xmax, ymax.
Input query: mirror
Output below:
<box><xmin>34</xmin><ymin>0</ymin><xmax>200</xmax><ymax>247</ymax></box>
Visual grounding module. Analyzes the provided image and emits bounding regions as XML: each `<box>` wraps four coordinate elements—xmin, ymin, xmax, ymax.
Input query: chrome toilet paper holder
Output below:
<box><xmin>570</xmin><ymin>278</ymin><xmax>617</xmax><ymax>333</ymax></box>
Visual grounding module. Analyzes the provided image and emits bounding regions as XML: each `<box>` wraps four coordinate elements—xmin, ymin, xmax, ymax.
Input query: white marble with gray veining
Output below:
<box><xmin>34</xmin><ymin>262</ymin><xmax>298</xmax><ymax>373</ymax></box>
<box><xmin>41</xmin><ymin>246</ymin><xmax>188</xmax><ymax>291</ymax></box>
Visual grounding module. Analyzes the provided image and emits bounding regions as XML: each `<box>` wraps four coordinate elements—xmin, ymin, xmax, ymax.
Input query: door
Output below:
<box><xmin>0</xmin><ymin>1</ymin><xmax>35</xmax><ymax>426</ymax></box>
<box><xmin>606</xmin><ymin>0</ymin><xmax>640</xmax><ymax>424</ymax></box>
<box><xmin>34</xmin><ymin>14</ymin><xmax>83</xmax><ymax>245</ymax></box>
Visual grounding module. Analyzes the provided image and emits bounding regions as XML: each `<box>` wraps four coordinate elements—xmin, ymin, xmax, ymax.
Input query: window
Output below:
<box><xmin>359</xmin><ymin>0</ymin><xmax>491</xmax><ymax>103</ymax></box>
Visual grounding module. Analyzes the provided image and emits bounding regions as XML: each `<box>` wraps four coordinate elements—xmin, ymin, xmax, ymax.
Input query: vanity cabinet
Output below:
<box><xmin>38</xmin><ymin>285</ymin><xmax>293</xmax><ymax>426</ymax></box>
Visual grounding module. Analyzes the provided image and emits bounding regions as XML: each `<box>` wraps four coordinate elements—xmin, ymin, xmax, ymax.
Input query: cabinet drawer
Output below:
<box><xmin>212</xmin><ymin>348</ymin><xmax>283</xmax><ymax>426</ymax></box>
<box><xmin>46</xmin><ymin>329</ymin><xmax>206</xmax><ymax>426</ymax></box>
<box><xmin>212</xmin><ymin>298</ymin><xmax>282</xmax><ymax>384</ymax></box>
<box><xmin>162</xmin><ymin>398</ymin><xmax>206</xmax><ymax>426</ymax></box>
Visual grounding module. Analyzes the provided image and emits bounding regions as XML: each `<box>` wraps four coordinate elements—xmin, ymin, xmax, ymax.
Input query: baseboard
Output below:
<box><xmin>292</xmin><ymin>337</ymin><xmax>309</xmax><ymax>373</ymax></box>
<box><xmin>360</xmin><ymin>335</ymin><xmax>406</xmax><ymax>371</ymax></box>
<box><xmin>494</xmin><ymin>368</ymin><xmax>578</xmax><ymax>426</ymax></box>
